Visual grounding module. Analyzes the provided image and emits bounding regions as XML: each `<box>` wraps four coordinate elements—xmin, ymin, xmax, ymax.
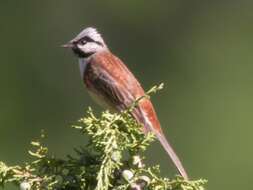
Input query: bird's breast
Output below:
<box><xmin>78</xmin><ymin>58</ymin><xmax>89</xmax><ymax>79</ymax></box>
<box><xmin>78</xmin><ymin>57</ymin><xmax>115</xmax><ymax>110</ymax></box>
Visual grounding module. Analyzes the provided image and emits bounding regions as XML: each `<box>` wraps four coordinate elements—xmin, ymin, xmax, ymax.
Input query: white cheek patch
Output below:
<box><xmin>78</xmin><ymin>42</ymin><xmax>103</xmax><ymax>53</ymax></box>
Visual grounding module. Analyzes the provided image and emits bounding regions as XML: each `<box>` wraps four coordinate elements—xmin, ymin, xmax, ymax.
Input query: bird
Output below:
<box><xmin>62</xmin><ymin>27</ymin><xmax>188</xmax><ymax>179</ymax></box>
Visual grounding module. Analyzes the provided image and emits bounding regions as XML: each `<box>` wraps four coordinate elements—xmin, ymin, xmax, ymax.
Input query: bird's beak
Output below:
<box><xmin>61</xmin><ymin>42</ymin><xmax>74</xmax><ymax>48</ymax></box>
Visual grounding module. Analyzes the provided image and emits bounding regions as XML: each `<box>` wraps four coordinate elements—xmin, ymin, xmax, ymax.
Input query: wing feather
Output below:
<box><xmin>84</xmin><ymin>51</ymin><xmax>150</xmax><ymax>130</ymax></box>
<box><xmin>83</xmin><ymin>51</ymin><xmax>188</xmax><ymax>179</ymax></box>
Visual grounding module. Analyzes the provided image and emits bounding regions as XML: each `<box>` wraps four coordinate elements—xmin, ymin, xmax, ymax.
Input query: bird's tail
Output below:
<box><xmin>155</xmin><ymin>131</ymin><xmax>189</xmax><ymax>180</ymax></box>
<box><xmin>133</xmin><ymin>106</ymin><xmax>188</xmax><ymax>179</ymax></box>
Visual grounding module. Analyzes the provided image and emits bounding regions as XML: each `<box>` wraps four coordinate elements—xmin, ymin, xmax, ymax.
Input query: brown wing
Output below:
<box><xmin>83</xmin><ymin>50</ymin><xmax>188</xmax><ymax>179</ymax></box>
<box><xmin>83</xmin><ymin>50</ymin><xmax>162</xmax><ymax>132</ymax></box>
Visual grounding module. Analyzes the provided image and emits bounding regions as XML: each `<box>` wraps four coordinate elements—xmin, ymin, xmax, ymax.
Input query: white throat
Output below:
<box><xmin>78</xmin><ymin>58</ymin><xmax>89</xmax><ymax>79</ymax></box>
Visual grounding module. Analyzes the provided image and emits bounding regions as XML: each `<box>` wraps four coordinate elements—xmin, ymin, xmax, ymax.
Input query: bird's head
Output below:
<box><xmin>63</xmin><ymin>27</ymin><xmax>107</xmax><ymax>58</ymax></box>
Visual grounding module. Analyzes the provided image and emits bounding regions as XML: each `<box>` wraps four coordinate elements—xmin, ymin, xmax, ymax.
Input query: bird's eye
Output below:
<box><xmin>79</xmin><ymin>40</ymin><xmax>87</xmax><ymax>45</ymax></box>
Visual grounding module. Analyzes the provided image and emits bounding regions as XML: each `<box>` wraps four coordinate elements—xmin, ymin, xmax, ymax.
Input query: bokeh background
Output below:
<box><xmin>0</xmin><ymin>1</ymin><xmax>252</xmax><ymax>189</ymax></box>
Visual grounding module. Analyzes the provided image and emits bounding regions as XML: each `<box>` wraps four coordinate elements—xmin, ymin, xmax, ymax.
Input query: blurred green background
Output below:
<box><xmin>0</xmin><ymin>1</ymin><xmax>252</xmax><ymax>189</ymax></box>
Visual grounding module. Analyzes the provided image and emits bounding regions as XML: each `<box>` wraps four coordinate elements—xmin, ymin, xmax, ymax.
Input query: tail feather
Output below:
<box><xmin>133</xmin><ymin>104</ymin><xmax>188</xmax><ymax>179</ymax></box>
<box><xmin>155</xmin><ymin>132</ymin><xmax>189</xmax><ymax>179</ymax></box>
